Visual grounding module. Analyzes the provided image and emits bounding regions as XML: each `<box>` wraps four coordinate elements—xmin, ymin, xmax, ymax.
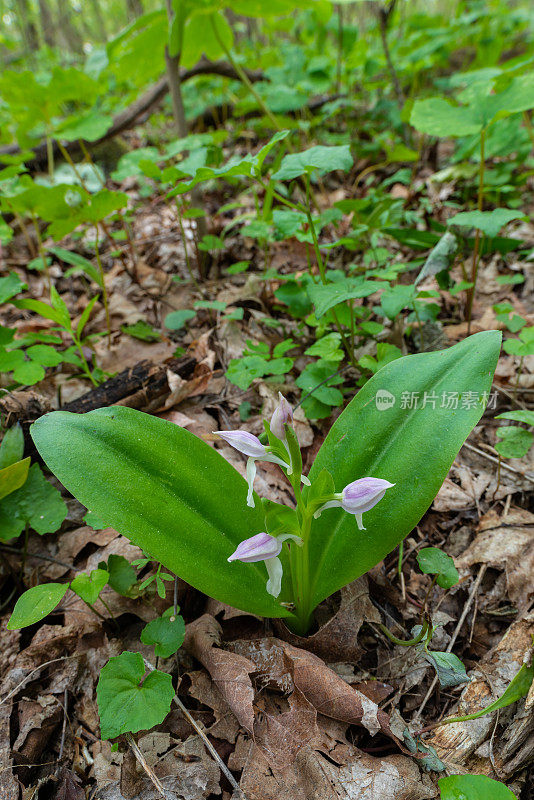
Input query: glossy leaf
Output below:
<box><xmin>439</xmin><ymin>774</ymin><xmax>517</xmax><ymax>800</ymax></box>
<box><xmin>8</xmin><ymin>583</ymin><xmax>68</xmax><ymax>629</ymax></box>
<box><xmin>71</xmin><ymin>568</ymin><xmax>109</xmax><ymax>605</ymax></box>
<box><xmin>272</xmin><ymin>145</ymin><xmax>353</xmax><ymax>181</ymax></box>
<box><xmin>0</xmin><ymin>457</ymin><xmax>30</xmax><ymax>501</ymax></box>
<box><xmin>417</xmin><ymin>547</ymin><xmax>459</xmax><ymax>589</ymax></box>
<box><xmin>0</xmin><ymin>463</ymin><xmax>68</xmax><ymax>541</ymax></box>
<box><xmin>31</xmin><ymin>407</ymin><xmax>293</xmax><ymax>620</ymax></box>
<box><xmin>0</xmin><ymin>424</ymin><xmax>25</xmax><ymax>468</ymax></box>
<box><xmin>306</xmin><ymin>332</ymin><xmax>501</xmax><ymax>609</ymax></box>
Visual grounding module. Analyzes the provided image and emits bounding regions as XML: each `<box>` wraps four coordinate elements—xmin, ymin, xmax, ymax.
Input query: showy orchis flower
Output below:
<box><xmin>228</xmin><ymin>531</ymin><xmax>302</xmax><ymax>597</ymax></box>
<box><xmin>270</xmin><ymin>392</ymin><xmax>294</xmax><ymax>440</ymax></box>
<box><xmin>314</xmin><ymin>477</ymin><xmax>395</xmax><ymax>530</ymax></box>
<box><xmin>214</xmin><ymin>430</ymin><xmax>290</xmax><ymax>508</ymax></box>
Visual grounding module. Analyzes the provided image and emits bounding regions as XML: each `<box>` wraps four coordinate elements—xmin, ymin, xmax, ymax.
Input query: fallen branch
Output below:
<box><xmin>0</xmin><ymin>59</ymin><xmax>265</xmax><ymax>168</ymax></box>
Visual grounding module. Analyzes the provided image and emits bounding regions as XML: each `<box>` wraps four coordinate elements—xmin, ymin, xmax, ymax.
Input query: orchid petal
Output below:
<box><xmin>265</xmin><ymin>556</ymin><xmax>283</xmax><ymax>597</ymax></box>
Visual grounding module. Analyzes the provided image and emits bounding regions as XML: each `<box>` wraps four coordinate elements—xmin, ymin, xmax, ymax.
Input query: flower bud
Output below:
<box><xmin>341</xmin><ymin>477</ymin><xmax>395</xmax><ymax>514</ymax></box>
<box><xmin>227</xmin><ymin>532</ymin><xmax>282</xmax><ymax>563</ymax></box>
<box><xmin>214</xmin><ymin>430</ymin><xmax>267</xmax><ymax>458</ymax></box>
<box><xmin>270</xmin><ymin>392</ymin><xmax>294</xmax><ymax>440</ymax></box>
<box><xmin>314</xmin><ymin>476</ymin><xmax>394</xmax><ymax>530</ymax></box>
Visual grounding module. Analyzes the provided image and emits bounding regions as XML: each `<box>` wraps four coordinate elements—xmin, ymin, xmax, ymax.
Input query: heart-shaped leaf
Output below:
<box><xmin>306</xmin><ymin>332</ymin><xmax>501</xmax><ymax>610</ymax></box>
<box><xmin>97</xmin><ymin>652</ymin><xmax>174</xmax><ymax>739</ymax></box>
<box><xmin>31</xmin><ymin>407</ymin><xmax>293</xmax><ymax>620</ymax></box>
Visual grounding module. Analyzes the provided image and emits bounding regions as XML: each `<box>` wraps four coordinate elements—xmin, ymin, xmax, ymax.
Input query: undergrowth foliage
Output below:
<box><xmin>1</xmin><ymin>0</ymin><xmax>533</xmax><ymax>796</ymax></box>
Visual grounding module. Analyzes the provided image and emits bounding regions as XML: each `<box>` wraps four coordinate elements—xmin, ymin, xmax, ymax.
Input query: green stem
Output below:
<box><xmin>94</xmin><ymin>228</ymin><xmax>111</xmax><ymax>346</ymax></box>
<box><xmin>303</xmin><ymin>177</ymin><xmax>357</xmax><ymax>368</ymax></box>
<box><xmin>466</xmin><ymin>127</ymin><xmax>486</xmax><ymax>333</ymax></box>
<box><xmin>210</xmin><ymin>14</ymin><xmax>282</xmax><ymax>133</ymax></box>
<box><xmin>46</xmin><ymin>135</ymin><xmax>54</xmax><ymax>178</ymax></box>
<box><xmin>378</xmin><ymin>618</ymin><xmax>429</xmax><ymax>647</ymax></box>
<box><xmin>31</xmin><ymin>215</ymin><xmax>51</xmax><ymax>294</ymax></box>
<box><xmin>72</xmin><ymin>333</ymin><xmax>98</xmax><ymax>386</ymax></box>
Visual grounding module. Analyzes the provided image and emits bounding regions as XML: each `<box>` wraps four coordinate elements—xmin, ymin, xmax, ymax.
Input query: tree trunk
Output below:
<box><xmin>56</xmin><ymin>0</ymin><xmax>83</xmax><ymax>52</ymax></box>
<box><xmin>15</xmin><ymin>0</ymin><xmax>39</xmax><ymax>52</ymax></box>
<box><xmin>38</xmin><ymin>0</ymin><xmax>56</xmax><ymax>47</ymax></box>
<box><xmin>89</xmin><ymin>0</ymin><xmax>107</xmax><ymax>42</ymax></box>
<box><xmin>126</xmin><ymin>0</ymin><xmax>144</xmax><ymax>20</ymax></box>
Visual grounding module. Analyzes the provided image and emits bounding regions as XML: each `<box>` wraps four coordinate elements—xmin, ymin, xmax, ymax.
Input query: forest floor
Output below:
<box><xmin>1</xmin><ymin>127</ymin><xmax>534</xmax><ymax>800</ymax></box>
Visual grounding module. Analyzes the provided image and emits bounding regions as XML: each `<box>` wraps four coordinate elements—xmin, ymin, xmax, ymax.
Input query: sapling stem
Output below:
<box><xmin>31</xmin><ymin>214</ymin><xmax>51</xmax><ymax>293</ymax></box>
<box><xmin>175</xmin><ymin>201</ymin><xmax>201</xmax><ymax>291</ymax></box>
<box><xmin>466</xmin><ymin>127</ymin><xmax>486</xmax><ymax>333</ymax></box>
<box><xmin>210</xmin><ymin>14</ymin><xmax>282</xmax><ymax>134</ymax></box>
<box><xmin>77</xmin><ymin>139</ymin><xmax>140</xmax><ymax>276</ymax></box>
<box><xmin>94</xmin><ymin>228</ymin><xmax>112</xmax><ymax>346</ymax></box>
<box><xmin>336</xmin><ymin>3</ymin><xmax>343</xmax><ymax>92</ymax></box>
<box><xmin>303</xmin><ymin>176</ymin><xmax>357</xmax><ymax>368</ymax></box>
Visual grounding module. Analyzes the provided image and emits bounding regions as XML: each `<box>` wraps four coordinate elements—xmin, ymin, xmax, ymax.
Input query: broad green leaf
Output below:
<box><xmin>443</xmin><ymin>662</ymin><xmax>534</xmax><ymax>724</ymax></box>
<box><xmin>379</xmin><ymin>284</ymin><xmax>416</xmax><ymax>319</ymax></box>
<box><xmin>0</xmin><ymin>463</ymin><xmax>68</xmax><ymax>541</ymax></box>
<box><xmin>164</xmin><ymin>309</ymin><xmax>196</xmax><ymax>330</ymax></box>
<box><xmin>424</xmin><ymin>650</ymin><xmax>469</xmax><ymax>687</ymax></box>
<box><xmin>410</xmin><ymin>98</ymin><xmax>482</xmax><ymax>138</ymax></box>
<box><xmin>71</xmin><ymin>568</ymin><xmax>109</xmax><ymax>605</ymax></box>
<box><xmin>141</xmin><ymin>608</ymin><xmax>186</xmax><ymax>658</ymax></box>
<box><xmin>439</xmin><ymin>774</ymin><xmax>517</xmax><ymax>800</ymax></box>
<box><xmin>31</xmin><ymin>407</ymin><xmax>293</xmax><ymax>619</ymax></box>
<box><xmin>495</xmin><ymin>426</ymin><xmax>533</xmax><ymax>459</ymax></box>
<box><xmin>12</xmin><ymin>360</ymin><xmax>46</xmax><ymax>386</ymax></box>
<box><xmin>307</xmin><ymin>278</ymin><xmax>380</xmax><ymax>318</ymax></box>
<box><xmin>7</xmin><ymin>583</ymin><xmax>68</xmax><ymax>629</ymax></box>
<box><xmin>0</xmin><ymin>424</ymin><xmax>25</xmax><ymax>468</ymax></box>
<box><xmin>97</xmin><ymin>652</ymin><xmax>174</xmax><ymax>739</ymax></box>
<box><xmin>105</xmin><ymin>554</ymin><xmax>136</xmax><ymax>595</ymax></box>
<box><xmin>0</xmin><ymin>457</ymin><xmax>30</xmax><ymax>501</ymax></box>
<box><xmin>306</xmin><ymin>332</ymin><xmax>501</xmax><ymax>609</ymax></box>
<box><xmin>26</xmin><ymin>345</ymin><xmax>64</xmax><ymax>367</ymax></box>
<box><xmin>496</xmin><ymin>410</ymin><xmax>534</xmax><ymax>426</ymax></box>
<box><xmin>55</xmin><ymin>112</ymin><xmax>113</xmax><ymax>143</ymax></box>
<box><xmin>121</xmin><ymin>320</ymin><xmax>161</xmax><ymax>342</ymax></box>
<box><xmin>0</xmin><ymin>272</ymin><xmax>27</xmax><ymax>303</ymax></box>
<box><xmin>417</xmin><ymin>547</ymin><xmax>459</xmax><ymax>589</ymax></box>
<box><xmin>272</xmin><ymin>145</ymin><xmax>353</xmax><ymax>181</ymax></box>
<box><xmin>448</xmin><ymin>209</ymin><xmax>525</xmax><ymax>238</ymax></box>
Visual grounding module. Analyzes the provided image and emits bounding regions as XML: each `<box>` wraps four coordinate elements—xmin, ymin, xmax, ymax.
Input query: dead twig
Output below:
<box><xmin>141</xmin><ymin>657</ymin><xmax>247</xmax><ymax>800</ymax></box>
<box><xmin>126</xmin><ymin>733</ymin><xmax>172</xmax><ymax>799</ymax></box>
<box><xmin>412</xmin><ymin>564</ymin><xmax>487</xmax><ymax>723</ymax></box>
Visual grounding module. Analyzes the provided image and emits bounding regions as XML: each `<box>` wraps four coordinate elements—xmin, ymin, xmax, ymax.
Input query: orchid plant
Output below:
<box><xmin>31</xmin><ymin>332</ymin><xmax>500</xmax><ymax>634</ymax></box>
<box><xmin>217</xmin><ymin>394</ymin><xmax>394</xmax><ymax>602</ymax></box>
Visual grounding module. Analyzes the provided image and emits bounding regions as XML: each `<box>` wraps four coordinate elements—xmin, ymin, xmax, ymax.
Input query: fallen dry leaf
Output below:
<box><xmin>273</xmin><ymin>577</ymin><xmax>380</xmax><ymax>663</ymax></box>
<box><xmin>457</xmin><ymin>507</ymin><xmax>534</xmax><ymax>610</ymax></box>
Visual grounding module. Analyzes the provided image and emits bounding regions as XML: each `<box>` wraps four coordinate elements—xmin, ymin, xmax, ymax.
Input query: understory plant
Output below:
<box><xmin>29</xmin><ymin>331</ymin><xmax>500</xmax><ymax>634</ymax></box>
